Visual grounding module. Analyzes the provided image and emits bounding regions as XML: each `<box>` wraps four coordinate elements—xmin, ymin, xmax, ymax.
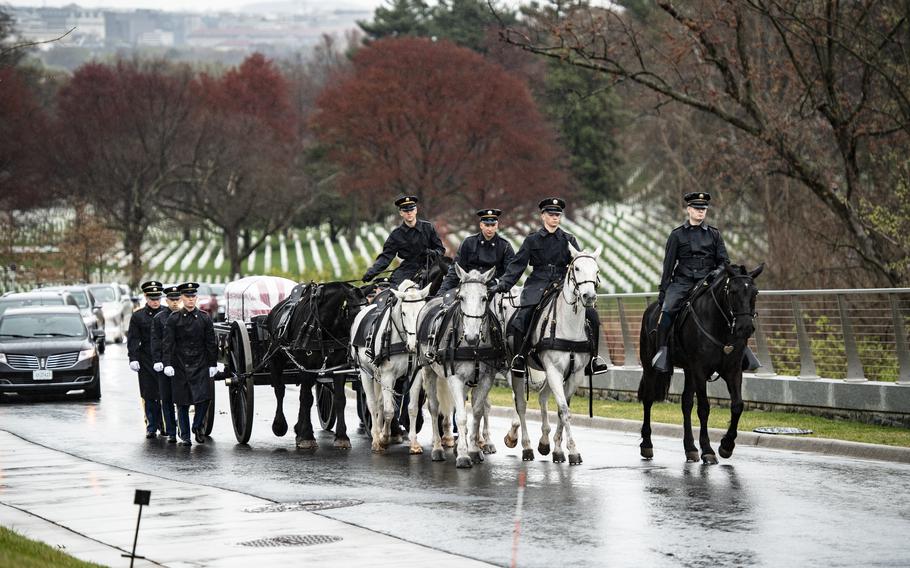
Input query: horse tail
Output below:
<box><xmin>637</xmin><ymin>302</ymin><xmax>672</xmax><ymax>403</ymax></box>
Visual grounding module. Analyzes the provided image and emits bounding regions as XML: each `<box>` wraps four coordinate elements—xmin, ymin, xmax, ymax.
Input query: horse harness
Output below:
<box><xmin>678</xmin><ymin>274</ymin><xmax>756</xmax><ymax>357</ymax></box>
<box><xmin>425</xmin><ymin>290</ymin><xmax>506</xmax><ymax>387</ymax></box>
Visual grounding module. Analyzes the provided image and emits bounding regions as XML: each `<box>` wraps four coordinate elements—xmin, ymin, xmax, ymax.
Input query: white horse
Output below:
<box><xmin>503</xmin><ymin>245</ymin><xmax>602</xmax><ymax>465</ymax></box>
<box><xmin>418</xmin><ymin>266</ymin><xmax>502</xmax><ymax>468</ymax></box>
<box><xmin>350</xmin><ymin>280</ymin><xmax>431</xmax><ymax>453</ymax></box>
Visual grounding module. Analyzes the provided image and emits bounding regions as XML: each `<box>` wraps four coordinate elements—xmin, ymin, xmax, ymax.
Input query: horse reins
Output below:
<box><xmin>687</xmin><ymin>274</ymin><xmax>756</xmax><ymax>355</ymax></box>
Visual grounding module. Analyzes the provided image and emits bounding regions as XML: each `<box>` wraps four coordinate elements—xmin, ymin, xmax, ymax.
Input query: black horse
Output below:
<box><xmin>265</xmin><ymin>281</ymin><xmax>366</xmax><ymax>450</ymax></box>
<box><xmin>638</xmin><ymin>263</ymin><xmax>764</xmax><ymax>464</ymax></box>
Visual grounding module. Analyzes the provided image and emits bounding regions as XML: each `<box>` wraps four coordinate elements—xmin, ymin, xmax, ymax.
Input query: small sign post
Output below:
<box><xmin>122</xmin><ymin>489</ymin><xmax>151</xmax><ymax>567</ymax></box>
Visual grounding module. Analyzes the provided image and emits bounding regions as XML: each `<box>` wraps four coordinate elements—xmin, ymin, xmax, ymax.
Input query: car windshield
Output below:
<box><xmin>0</xmin><ymin>297</ymin><xmax>64</xmax><ymax>317</ymax></box>
<box><xmin>67</xmin><ymin>290</ymin><xmax>90</xmax><ymax>309</ymax></box>
<box><xmin>0</xmin><ymin>314</ymin><xmax>86</xmax><ymax>338</ymax></box>
<box><xmin>88</xmin><ymin>286</ymin><xmax>115</xmax><ymax>302</ymax></box>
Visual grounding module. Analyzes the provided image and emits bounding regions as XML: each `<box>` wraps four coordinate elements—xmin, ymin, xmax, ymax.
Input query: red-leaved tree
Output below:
<box><xmin>311</xmin><ymin>37</ymin><xmax>567</xmax><ymax>224</ymax></box>
<box><xmin>175</xmin><ymin>53</ymin><xmax>309</xmax><ymax>277</ymax></box>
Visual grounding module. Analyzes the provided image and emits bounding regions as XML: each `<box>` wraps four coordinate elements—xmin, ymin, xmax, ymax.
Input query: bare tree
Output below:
<box><xmin>495</xmin><ymin>0</ymin><xmax>910</xmax><ymax>285</ymax></box>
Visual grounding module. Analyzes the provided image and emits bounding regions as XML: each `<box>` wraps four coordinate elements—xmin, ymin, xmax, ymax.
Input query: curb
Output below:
<box><xmin>485</xmin><ymin>405</ymin><xmax>910</xmax><ymax>464</ymax></box>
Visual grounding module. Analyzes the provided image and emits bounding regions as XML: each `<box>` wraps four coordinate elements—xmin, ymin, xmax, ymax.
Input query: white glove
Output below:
<box><xmin>129</xmin><ymin>361</ymin><xmax>140</xmax><ymax>372</ymax></box>
<box><xmin>153</xmin><ymin>362</ymin><xmax>164</xmax><ymax>372</ymax></box>
<box><xmin>209</xmin><ymin>366</ymin><xmax>218</xmax><ymax>378</ymax></box>
<box><xmin>164</xmin><ymin>366</ymin><xmax>175</xmax><ymax>377</ymax></box>
<box><xmin>216</xmin><ymin>362</ymin><xmax>225</xmax><ymax>373</ymax></box>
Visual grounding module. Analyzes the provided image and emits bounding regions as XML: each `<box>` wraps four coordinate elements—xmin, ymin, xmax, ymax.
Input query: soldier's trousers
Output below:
<box><xmin>143</xmin><ymin>399</ymin><xmax>161</xmax><ymax>434</ymax></box>
<box><xmin>176</xmin><ymin>400</ymin><xmax>209</xmax><ymax>441</ymax></box>
<box><xmin>156</xmin><ymin>373</ymin><xmax>176</xmax><ymax>437</ymax></box>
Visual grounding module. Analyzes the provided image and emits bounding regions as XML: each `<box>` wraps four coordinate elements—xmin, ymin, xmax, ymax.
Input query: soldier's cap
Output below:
<box><xmin>684</xmin><ymin>191</ymin><xmax>711</xmax><ymax>209</ymax></box>
<box><xmin>140</xmin><ymin>280</ymin><xmax>163</xmax><ymax>299</ymax></box>
<box><xmin>395</xmin><ymin>195</ymin><xmax>418</xmax><ymax>211</ymax></box>
<box><xmin>177</xmin><ymin>282</ymin><xmax>199</xmax><ymax>297</ymax></box>
<box><xmin>539</xmin><ymin>197</ymin><xmax>566</xmax><ymax>213</ymax></box>
<box><xmin>476</xmin><ymin>208</ymin><xmax>502</xmax><ymax>224</ymax></box>
<box><xmin>163</xmin><ymin>285</ymin><xmax>181</xmax><ymax>299</ymax></box>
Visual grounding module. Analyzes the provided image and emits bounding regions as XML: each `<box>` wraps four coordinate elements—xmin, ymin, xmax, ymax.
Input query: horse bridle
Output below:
<box><xmin>564</xmin><ymin>254</ymin><xmax>601</xmax><ymax>312</ymax></box>
<box><xmin>390</xmin><ymin>293</ymin><xmax>423</xmax><ymax>349</ymax></box>
<box><xmin>455</xmin><ymin>277</ymin><xmax>492</xmax><ymax>345</ymax></box>
<box><xmin>689</xmin><ymin>273</ymin><xmax>757</xmax><ymax>354</ymax></box>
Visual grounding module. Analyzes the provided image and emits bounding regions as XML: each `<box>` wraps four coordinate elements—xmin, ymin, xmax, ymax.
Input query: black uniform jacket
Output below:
<box><xmin>162</xmin><ymin>307</ymin><xmax>217</xmax><ymax>406</ymax></box>
<box><xmin>498</xmin><ymin>227</ymin><xmax>581</xmax><ymax>307</ymax></box>
<box><xmin>438</xmin><ymin>232</ymin><xmax>516</xmax><ymax>294</ymax></box>
<box><xmin>150</xmin><ymin>308</ymin><xmax>176</xmax><ymax>365</ymax></box>
<box><xmin>364</xmin><ymin>219</ymin><xmax>445</xmax><ymax>286</ymax></box>
<box><xmin>127</xmin><ymin>304</ymin><xmax>165</xmax><ymax>400</ymax></box>
<box><xmin>659</xmin><ymin>222</ymin><xmax>730</xmax><ymax>311</ymax></box>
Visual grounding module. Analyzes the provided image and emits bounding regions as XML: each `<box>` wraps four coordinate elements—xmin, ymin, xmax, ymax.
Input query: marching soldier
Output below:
<box><xmin>151</xmin><ymin>285</ymin><xmax>181</xmax><ymax>443</ymax></box>
<box><xmin>494</xmin><ymin>198</ymin><xmax>609</xmax><ymax>377</ymax></box>
<box><xmin>162</xmin><ymin>282</ymin><xmax>218</xmax><ymax>446</ymax></box>
<box><xmin>361</xmin><ymin>195</ymin><xmax>446</xmax><ymax>287</ymax></box>
<box><xmin>127</xmin><ymin>281</ymin><xmax>166</xmax><ymax>438</ymax></box>
<box><xmin>438</xmin><ymin>208</ymin><xmax>515</xmax><ymax>296</ymax></box>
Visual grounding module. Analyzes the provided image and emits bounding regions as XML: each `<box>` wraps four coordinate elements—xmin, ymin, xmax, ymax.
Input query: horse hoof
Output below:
<box><xmin>409</xmin><ymin>444</ymin><xmax>424</xmax><ymax>455</ymax></box>
<box><xmin>503</xmin><ymin>434</ymin><xmax>517</xmax><ymax>449</ymax></box>
<box><xmin>718</xmin><ymin>446</ymin><xmax>733</xmax><ymax>459</ymax></box>
<box><xmin>272</xmin><ymin>416</ymin><xmax>288</xmax><ymax>437</ymax></box>
<box><xmin>442</xmin><ymin>436</ymin><xmax>455</xmax><ymax>448</ymax></box>
<box><xmin>296</xmin><ymin>439</ymin><xmax>318</xmax><ymax>451</ymax></box>
<box><xmin>569</xmin><ymin>453</ymin><xmax>582</xmax><ymax>465</ymax></box>
<box><xmin>685</xmin><ymin>451</ymin><xmax>700</xmax><ymax>462</ymax></box>
<box><xmin>333</xmin><ymin>438</ymin><xmax>352</xmax><ymax>450</ymax></box>
<box><xmin>469</xmin><ymin>451</ymin><xmax>484</xmax><ymax>464</ymax></box>
<box><xmin>521</xmin><ymin>449</ymin><xmax>534</xmax><ymax>461</ymax></box>
<box><xmin>456</xmin><ymin>456</ymin><xmax>473</xmax><ymax>469</ymax></box>
<box><xmin>481</xmin><ymin>443</ymin><xmax>497</xmax><ymax>455</ymax></box>
<box><xmin>389</xmin><ymin>435</ymin><xmax>404</xmax><ymax>445</ymax></box>
<box><xmin>371</xmin><ymin>445</ymin><xmax>385</xmax><ymax>454</ymax></box>
<box><xmin>640</xmin><ymin>446</ymin><xmax>654</xmax><ymax>459</ymax></box>
<box><xmin>431</xmin><ymin>448</ymin><xmax>446</xmax><ymax>462</ymax></box>
<box><xmin>702</xmin><ymin>453</ymin><xmax>718</xmax><ymax>465</ymax></box>
<box><xmin>537</xmin><ymin>443</ymin><xmax>551</xmax><ymax>456</ymax></box>
<box><xmin>552</xmin><ymin>451</ymin><xmax>566</xmax><ymax>464</ymax></box>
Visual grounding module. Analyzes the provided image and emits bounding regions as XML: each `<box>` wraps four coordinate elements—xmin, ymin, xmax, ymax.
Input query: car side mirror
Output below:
<box><xmin>92</xmin><ymin>329</ymin><xmax>105</xmax><ymax>339</ymax></box>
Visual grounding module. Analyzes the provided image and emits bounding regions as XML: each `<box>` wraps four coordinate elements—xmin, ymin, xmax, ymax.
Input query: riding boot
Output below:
<box><xmin>510</xmin><ymin>333</ymin><xmax>528</xmax><ymax>378</ymax></box>
<box><xmin>652</xmin><ymin>310</ymin><xmax>674</xmax><ymax>373</ymax></box>
<box><xmin>742</xmin><ymin>346</ymin><xmax>762</xmax><ymax>371</ymax></box>
<box><xmin>584</xmin><ymin>308</ymin><xmax>608</xmax><ymax>375</ymax></box>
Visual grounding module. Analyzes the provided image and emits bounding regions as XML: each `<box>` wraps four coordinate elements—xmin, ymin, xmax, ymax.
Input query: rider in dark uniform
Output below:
<box><xmin>127</xmin><ymin>281</ymin><xmax>165</xmax><ymax>439</ymax></box>
<box><xmin>654</xmin><ymin>192</ymin><xmax>730</xmax><ymax>372</ymax></box>
<box><xmin>438</xmin><ymin>208</ymin><xmax>515</xmax><ymax>296</ymax></box>
<box><xmin>494</xmin><ymin>197</ymin><xmax>608</xmax><ymax>377</ymax></box>
<box><xmin>361</xmin><ymin>195</ymin><xmax>445</xmax><ymax>288</ymax></box>
<box><xmin>162</xmin><ymin>282</ymin><xmax>217</xmax><ymax>446</ymax></box>
<box><xmin>151</xmin><ymin>285</ymin><xmax>181</xmax><ymax>443</ymax></box>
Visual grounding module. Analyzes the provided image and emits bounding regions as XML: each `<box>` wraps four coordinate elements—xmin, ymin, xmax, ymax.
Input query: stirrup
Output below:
<box><xmin>587</xmin><ymin>355</ymin><xmax>609</xmax><ymax>376</ymax></box>
<box><xmin>652</xmin><ymin>347</ymin><xmax>671</xmax><ymax>373</ymax></box>
<box><xmin>510</xmin><ymin>355</ymin><xmax>527</xmax><ymax>378</ymax></box>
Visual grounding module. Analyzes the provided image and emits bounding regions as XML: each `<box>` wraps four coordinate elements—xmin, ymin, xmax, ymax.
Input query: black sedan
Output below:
<box><xmin>0</xmin><ymin>306</ymin><xmax>103</xmax><ymax>400</ymax></box>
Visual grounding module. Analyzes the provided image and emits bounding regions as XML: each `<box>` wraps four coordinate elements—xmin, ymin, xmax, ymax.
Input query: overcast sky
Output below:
<box><xmin>5</xmin><ymin>0</ymin><xmax>386</xmax><ymax>12</ymax></box>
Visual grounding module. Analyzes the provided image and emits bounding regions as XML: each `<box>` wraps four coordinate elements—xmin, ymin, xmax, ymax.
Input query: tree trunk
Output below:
<box><xmin>225</xmin><ymin>227</ymin><xmax>242</xmax><ymax>279</ymax></box>
<box><xmin>124</xmin><ymin>226</ymin><xmax>146</xmax><ymax>288</ymax></box>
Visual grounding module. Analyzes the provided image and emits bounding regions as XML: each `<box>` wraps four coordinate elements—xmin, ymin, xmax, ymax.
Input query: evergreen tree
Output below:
<box><xmin>358</xmin><ymin>0</ymin><xmax>433</xmax><ymax>41</ymax></box>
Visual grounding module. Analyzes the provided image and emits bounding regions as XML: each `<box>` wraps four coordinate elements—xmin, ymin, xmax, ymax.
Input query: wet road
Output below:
<box><xmin>2</xmin><ymin>344</ymin><xmax>909</xmax><ymax>567</ymax></box>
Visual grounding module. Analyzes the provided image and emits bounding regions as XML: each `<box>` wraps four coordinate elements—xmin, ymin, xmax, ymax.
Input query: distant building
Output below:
<box><xmin>11</xmin><ymin>5</ymin><xmax>105</xmax><ymax>47</ymax></box>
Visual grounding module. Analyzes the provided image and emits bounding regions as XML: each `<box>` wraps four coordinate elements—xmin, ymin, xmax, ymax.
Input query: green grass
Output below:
<box><xmin>0</xmin><ymin>527</ymin><xmax>106</xmax><ymax>568</ymax></box>
<box><xmin>486</xmin><ymin>386</ymin><xmax>910</xmax><ymax>448</ymax></box>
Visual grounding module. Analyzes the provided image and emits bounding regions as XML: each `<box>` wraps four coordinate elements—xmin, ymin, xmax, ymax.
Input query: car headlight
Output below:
<box><xmin>0</xmin><ymin>353</ymin><xmax>6</xmax><ymax>365</ymax></box>
<box><xmin>77</xmin><ymin>348</ymin><xmax>96</xmax><ymax>362</ymax></box>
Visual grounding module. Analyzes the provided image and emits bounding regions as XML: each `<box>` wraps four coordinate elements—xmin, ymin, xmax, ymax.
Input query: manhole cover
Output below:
<box><xmin>243</xmin><ymin>499</ymin><xmax>363</xmax><ymax>513</ymax></box>
<box><xmin>238</xmin><ymin>534</ymin><xmax>342</xmax><ymax>548</ymax></box>
<box><xmin>753</xmin><ymin>426</ymin><xmax>813</xmax><ymax>435</ymax></box>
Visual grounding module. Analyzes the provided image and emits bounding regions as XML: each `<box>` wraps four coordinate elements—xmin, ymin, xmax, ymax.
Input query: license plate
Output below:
<box><xmin>32</xmin><ymin>370</ymin><xmax>53</xmax><ymax>381</ymax></box>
